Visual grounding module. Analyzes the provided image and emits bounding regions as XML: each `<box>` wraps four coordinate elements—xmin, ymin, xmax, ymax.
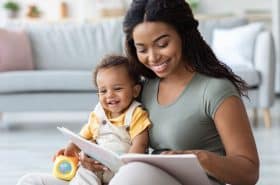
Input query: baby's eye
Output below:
<box><xmin>113</xmin><ymin>87</ymin><xmax>123</xmax><ymax>91</ymax></box>
<box><xmin>98</xmin><ymin>89</ymin><xmax>107</xmax><ymax>95</ymax></box>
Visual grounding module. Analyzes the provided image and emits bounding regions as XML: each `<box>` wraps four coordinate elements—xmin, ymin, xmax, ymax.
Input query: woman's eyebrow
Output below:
<box><xmin>153</xmin><ymin>34</ymin><xmax>169</xmax><ymax>42</ymax></box>
<box><xmin>134</xmin><ymin>34</ymin><xmax>169</xmax><ymax>46</ymax></box>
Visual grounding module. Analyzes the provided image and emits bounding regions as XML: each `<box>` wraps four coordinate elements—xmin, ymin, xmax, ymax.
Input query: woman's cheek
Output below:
<box><xmin>137</xmin><ymin>54</ymin><xmax>146</xmax><ymax>65</ymax></box>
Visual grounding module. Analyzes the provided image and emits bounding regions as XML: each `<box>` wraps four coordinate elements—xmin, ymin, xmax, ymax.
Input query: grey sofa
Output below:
<box><xmin>0</xmin><ymin>18</ymin><xmax>124</xmax><ymax>112</ymax></box>
<box><xmin>0</xmin><ymin>17</ymin><xmax>275</xmax><ymax>127</ymax></box>
<box><xmin>198</xmin><ymin>17</ymin><xmax>275</xmax><ymax>128</ymax></box>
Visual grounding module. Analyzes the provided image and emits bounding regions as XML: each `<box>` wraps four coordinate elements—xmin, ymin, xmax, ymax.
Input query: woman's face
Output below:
<box><xmin>132</xmin><ymin>21</ymin><xmax>184</xmax><ymax>78</ymax></box>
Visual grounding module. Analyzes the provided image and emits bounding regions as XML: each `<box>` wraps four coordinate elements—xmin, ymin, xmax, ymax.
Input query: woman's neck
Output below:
<box><xmin>160</xmin><ymin>67</ymin><xmax>194</xmax><ymax>85</ymax></box>
<box><xmin>158</xmin><ymin>68</ymin><xmax>195</xmax><ymax>106</ymax></box>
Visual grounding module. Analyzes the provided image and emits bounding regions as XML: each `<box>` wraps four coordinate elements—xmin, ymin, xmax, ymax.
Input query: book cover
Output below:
<box><xmin>57</xmin><ymin>126</ymin><xmax>211</xmax><ymax>185</ymax></box>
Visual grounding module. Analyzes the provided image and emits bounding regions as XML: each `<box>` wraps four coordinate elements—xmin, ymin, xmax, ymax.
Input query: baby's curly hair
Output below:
<box><xmin>93</xmin><ymin>55</ymin><xmax>141</xmax><ymax>88</ymax></box>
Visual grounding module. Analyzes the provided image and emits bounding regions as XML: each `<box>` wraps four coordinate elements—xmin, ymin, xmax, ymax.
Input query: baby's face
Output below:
<box><xmin>96</xmin><ymin>66</ymin><xmax>140</xmax><ymax>118</ymax></box>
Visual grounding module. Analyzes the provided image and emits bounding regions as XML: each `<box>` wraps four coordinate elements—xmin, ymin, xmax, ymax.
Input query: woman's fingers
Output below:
<box><xmin>160</xmin><ymin>150</ymin><xmax>183</xmax><ymax>154</ymax></box>
<box><xmin>161</xmin><ymin>150</ymin><xmax>201</xmax><ymax>155</ymax></box>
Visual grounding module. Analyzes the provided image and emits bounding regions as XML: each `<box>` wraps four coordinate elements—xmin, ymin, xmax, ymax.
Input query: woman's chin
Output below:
<box><xmin>153</xmin><ymin>71</ymin><xmax>168</xmax><ymax>78</ymax></box>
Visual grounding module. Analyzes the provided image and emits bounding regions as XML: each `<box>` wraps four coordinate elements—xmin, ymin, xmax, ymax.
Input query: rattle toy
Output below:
<box><xmin>53</xmin><ymin>155</ymin><xmax>78</xmax><ymax>181</ymax></box>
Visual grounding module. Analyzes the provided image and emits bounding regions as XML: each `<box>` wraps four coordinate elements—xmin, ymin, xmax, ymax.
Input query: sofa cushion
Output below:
<box><xmin>230</xmin><ymin>63</ymin><xmax>260</xmax><ymax>88</ymax></box>
<box><xmin>198</xmin><ymin>17</ymin><xmax>248</xmax><ymax>46</ymax></box>
<box><xmin>25</xmin><ymin>18</ymin><xmax>124</xmax><ymax>70</ymax></box>
<box><xmin>212</xmin><ymin>23</ymin><xmax>264</xmax><ymax>67</ymax></box>
<box><xmin>0</xmin><ymin>29</ymin><xmax>34</xmax><ymax>72</ymax></box>
<box><xmin>0</xmin><ymin>71</ymin><xmax>96</xmax><ymax>93</ymax></box>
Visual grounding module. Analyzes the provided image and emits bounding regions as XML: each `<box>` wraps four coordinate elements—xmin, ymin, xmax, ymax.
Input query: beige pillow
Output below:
<box><xmin>0</xmin><ymin>29</ymin><xmax>34</xmax><ymax>72</ymax></box>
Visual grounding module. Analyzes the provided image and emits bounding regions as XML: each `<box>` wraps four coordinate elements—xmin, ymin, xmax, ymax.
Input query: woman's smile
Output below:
<box><xmin>149</xmin><ymin>60</ymin><xmax>169</xmax><ymax>73</ymax></box>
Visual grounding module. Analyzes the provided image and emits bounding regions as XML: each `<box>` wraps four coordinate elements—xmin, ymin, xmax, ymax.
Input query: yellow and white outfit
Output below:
<box><xmin>71</xmin><ymin>100</ymin><xmax>151</xmax><ymax>184</ymax></box>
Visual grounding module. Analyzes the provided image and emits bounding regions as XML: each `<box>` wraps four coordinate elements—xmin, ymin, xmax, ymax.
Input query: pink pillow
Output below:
<box><xmin>0</xmin><ymin>29</ymin><xmax>34</xmax><ymax>72</ymax></box>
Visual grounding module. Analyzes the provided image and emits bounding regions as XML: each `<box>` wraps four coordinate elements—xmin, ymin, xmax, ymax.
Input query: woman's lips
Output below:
<box><xmin>150</xmin><ymin>61</ymin><xmax>168</xmax><ymax>73</ymax></box>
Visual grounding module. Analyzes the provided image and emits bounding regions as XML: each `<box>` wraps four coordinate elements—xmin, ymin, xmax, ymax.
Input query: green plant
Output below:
<box><xmin>186</xmin><ymin>0</ymin><xmax>199</xmax><ymax>11</ymax></box>
<box><xmin>3</xmin><ymin>1</ymin><xmax>19</xmax><ymax>12</ymax></box>
<box><xmin>31</xmin><ymin>6</ymin><xmax>40</xmax><ymax>15</ymax></box>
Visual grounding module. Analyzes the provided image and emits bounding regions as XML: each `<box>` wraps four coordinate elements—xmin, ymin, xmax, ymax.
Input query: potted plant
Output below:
<box><xmin>26</xmin><ymin>4</ymin><xmax>41</xmax><ymax>18</ymax></box>
<box><xmin>3</xmin><ymin>1</ymin><xmax>20</xmax><ymax>18</ymax></box>
<box><xmin>186</xmin><ymin>0</ymin><xmax>200</xmax><ymax>12</ymax></box>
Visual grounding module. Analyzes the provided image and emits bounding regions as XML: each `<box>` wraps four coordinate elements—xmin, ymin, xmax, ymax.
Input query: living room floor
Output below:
<box><xmin>1</xmin><ymin>98</ymin><xmax>280</xmax><ymax>185</ymax></box>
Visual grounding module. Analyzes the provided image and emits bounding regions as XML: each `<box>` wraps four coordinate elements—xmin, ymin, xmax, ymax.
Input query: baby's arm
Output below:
<box><xmin>128</xmin><ymin>128</ymin><xmax>149</xmax><ymax>153</ymax></box>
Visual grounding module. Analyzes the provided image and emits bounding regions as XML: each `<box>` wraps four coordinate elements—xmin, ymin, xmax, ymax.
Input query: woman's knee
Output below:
<box><xmin>109</xmin><ymin>162</ymin><xmax>181</xmax><ymax>185</ymax></box>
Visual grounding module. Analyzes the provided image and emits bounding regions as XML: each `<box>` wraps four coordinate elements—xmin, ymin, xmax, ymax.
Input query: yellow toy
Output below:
<box><xmin>53</xmin><ymin>155</ymin><xmax>79</xmax><ymax>181</ymax></box>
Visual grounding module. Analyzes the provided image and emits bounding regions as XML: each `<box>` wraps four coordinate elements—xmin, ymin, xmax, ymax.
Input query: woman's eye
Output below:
<box><xmin>157</xmin><ymin>41</ymin><xmax>168</xmax><ymax>48</ymax></box>
<box><xmin>136</xmin><ymin>47</ymin><xmax>146</xmax><ymax>53</ymax></box>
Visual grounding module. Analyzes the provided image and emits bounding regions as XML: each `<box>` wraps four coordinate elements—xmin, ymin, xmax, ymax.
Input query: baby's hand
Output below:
<box><xmin>52</xmin><ymin>144</ymin><xmax>79</xmax><ymax>162</ymax></box>
<box><xmin>64</xmin><ymin>145</ymin><xmax>79</xmax><ymax>158</ymax></box>
<box><xmin>79</xmin><ymin>152</ymin><xmax>109</xmax><ymax>172</ymax></box>
<box><xmin>52</xmin><ymin>148</ymin><xmax>65</xmax><ymax>162</ymax></box>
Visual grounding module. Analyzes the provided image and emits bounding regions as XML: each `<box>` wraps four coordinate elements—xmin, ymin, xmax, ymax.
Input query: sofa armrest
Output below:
<box><xmin>254</xmin><ymin>31</ymin><xmax>275</xmax><ymax>108</ymax></box>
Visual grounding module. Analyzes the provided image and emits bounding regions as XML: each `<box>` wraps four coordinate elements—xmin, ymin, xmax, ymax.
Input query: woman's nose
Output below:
<box><xmin>148</xmin><ymin>49</ymin><xmax>158</xmax><ymax>63</ymax></box>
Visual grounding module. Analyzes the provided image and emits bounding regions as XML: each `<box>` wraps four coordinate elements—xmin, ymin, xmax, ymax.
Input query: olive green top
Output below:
<box><xmin>142</xmin><ymin>73</ymin><xmax>240</xmax><ymax>155</ymax></box>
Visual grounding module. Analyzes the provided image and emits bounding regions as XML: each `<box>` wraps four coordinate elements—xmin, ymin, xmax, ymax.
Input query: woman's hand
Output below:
<box><xmin>160</xmin><ymin>149</ymin><xmax>212</xmax><ymax>173</ymax></box>
<box><xmin>79</xmin><ymin>152</ymin><xmax>109</xmax><ymax>173</ymax></box>
<box><xmin>160</xmin><ymin>150</ymin><xmax>201</xmax><ymax>155</ymax></box>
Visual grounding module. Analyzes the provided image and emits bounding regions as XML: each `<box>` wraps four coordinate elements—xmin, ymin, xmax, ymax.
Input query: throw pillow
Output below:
<box><xmin>212</xmin><ymin>22</ymin><xmax>264</xmax><ymax>68</ymax></box>
<box><xmin>0</xmin><ymin>28</ymin><xmax>34</xmax><ymax>72</ymax></box>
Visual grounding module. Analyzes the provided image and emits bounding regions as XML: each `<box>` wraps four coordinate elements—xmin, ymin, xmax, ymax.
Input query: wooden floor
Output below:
<box><xmin>0</xmin><ymin>99</ymin><xmax>280</xmax><ymax>185</ymax></box>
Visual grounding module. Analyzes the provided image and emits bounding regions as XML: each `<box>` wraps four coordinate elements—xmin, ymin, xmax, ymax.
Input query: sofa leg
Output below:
<box><xmin>0</xmin><ymin>112</ymin><xmax>3</xmax><ymax>128</ymax></box>
<box><xmin>252</xmin><ymin>108</ymin><xmax>258</xmax><ymax>127</ymax></box>
<box><xmin>263</xmin><ymin>108</ymin><xmax>272</xmax><ymax>128</ymax></box>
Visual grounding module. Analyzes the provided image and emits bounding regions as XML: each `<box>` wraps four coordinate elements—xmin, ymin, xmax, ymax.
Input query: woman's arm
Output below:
<box><xmin>204</xmin><ymin>96</ymin><xmax>259</xmax><ymax>185</ymax></box>
<box><xmin>163</xmin><ymin>96</ymin><xmax>259</xmax><ymax>185</ymax></box>
<box><xmin>128</xmin><ymin>128</ymin><xmax>149</xmax><ymax>153</ymax></box>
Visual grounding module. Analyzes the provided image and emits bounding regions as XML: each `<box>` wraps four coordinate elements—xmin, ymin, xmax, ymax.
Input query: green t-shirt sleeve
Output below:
<box><xmin>203</xmin><ymin>78</ymin><xmax>240</xmax><ymax>119</ymax></box>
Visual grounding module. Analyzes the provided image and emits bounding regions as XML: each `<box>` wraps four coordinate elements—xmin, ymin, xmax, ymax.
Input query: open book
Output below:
<box><xmin>57</xmin><ymin>126</ymin><xmax>212</xmax><ymax>185</ymax></box>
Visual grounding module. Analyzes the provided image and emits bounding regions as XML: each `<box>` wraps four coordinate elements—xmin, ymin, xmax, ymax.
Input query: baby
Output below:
<box><xmin>53</xmin><ymin>55</ymin><xmax>151</xmax><ymax>185</ymax></box>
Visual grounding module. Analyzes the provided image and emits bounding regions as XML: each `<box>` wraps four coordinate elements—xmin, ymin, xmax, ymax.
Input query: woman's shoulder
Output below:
<box><xmin>197</xmin><ymin>73</ymin><xmax>237</xmax><ymax>93</ymax></box>
<box><xmin>142</xmin><ymin>78</ymin><xmax>158</xmax><ymax>91</ymax></box>
<box><xmin>143</xmin><ymin>78</ymin><xmax>158</xmax><ymax>85</ymax></box>
<box><xmin>197</xmin><ymin>73</ymin><xmax>240</xmax><ymax>118</ymax></box>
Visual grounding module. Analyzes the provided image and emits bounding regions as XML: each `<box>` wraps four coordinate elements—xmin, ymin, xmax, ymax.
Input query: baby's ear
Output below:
<box><xmin>133</xmin><ymin>84</ymin><xmax>142</xmax><ymax>98</ymax></box>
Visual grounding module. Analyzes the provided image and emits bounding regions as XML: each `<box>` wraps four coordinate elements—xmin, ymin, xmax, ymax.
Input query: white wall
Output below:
<box><xmin>0</xmin><ymin>0</ymin><xmax>272</xmax><ymax>20</ymax></box>
<box><xmin>198</xmin><ymin>0</ymin><xmax>272</xmax><ymax>14</ymax></box>
<box><xmin>0</xmin><ymin>0</ymin><xmax>132</xmax><ymax>20</ymax></box>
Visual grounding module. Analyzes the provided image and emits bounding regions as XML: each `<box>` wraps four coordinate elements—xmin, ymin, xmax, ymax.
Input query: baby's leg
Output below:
<box><xmin>16</xmin><ymin>173</ymin><xmax>68</xmax><ymax>185</ymax></box>
<box><xmin>69</xmin><ymin>166</ymin><xmax>102</xmax><ymax>185</ymax></box>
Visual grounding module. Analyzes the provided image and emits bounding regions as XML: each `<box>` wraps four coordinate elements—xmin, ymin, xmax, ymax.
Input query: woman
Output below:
<box><xmin>106</xmin><ymin>0</ymin><xmax>259</xmax><ymax>185</ymax></box>
<box><xmin>17</xmin><ymin>1</ymin><xmax>259</xmax><ymax>185</ymax></box>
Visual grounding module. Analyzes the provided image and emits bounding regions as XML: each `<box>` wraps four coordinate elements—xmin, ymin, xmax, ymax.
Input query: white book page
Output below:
<box><xmin>58</xmin><ymin>127</ymin><xmax>212</xmax><ymax>184</ymax></box>
<box><xmin>57</xmin><ymin>127</ymin><xmax>123</xmax><ymax>172</ymax></box>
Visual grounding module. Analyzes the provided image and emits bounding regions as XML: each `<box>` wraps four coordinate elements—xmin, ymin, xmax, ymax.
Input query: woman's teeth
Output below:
<box><xmin>151</xmin><ymin>61</ymin><xmax>168</xmax><ymax>73</ymax></box>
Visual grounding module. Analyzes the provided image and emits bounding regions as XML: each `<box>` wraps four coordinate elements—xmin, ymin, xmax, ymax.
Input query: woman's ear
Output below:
<box><xmin>133</xmin><ymin>84</ymin><xmax>142</xmax><ymax>98</ymax></box>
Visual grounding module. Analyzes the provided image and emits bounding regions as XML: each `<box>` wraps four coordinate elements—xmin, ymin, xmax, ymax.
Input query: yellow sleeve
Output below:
<box><xmin>129</xmin><ymin>107</ymin><xmax>151</xmax><ymax>140</ymax></box>
<box><xmin>79</xmin><ymin>111</ymin><xmax>99</xmax><ymax>140</ymax></box>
